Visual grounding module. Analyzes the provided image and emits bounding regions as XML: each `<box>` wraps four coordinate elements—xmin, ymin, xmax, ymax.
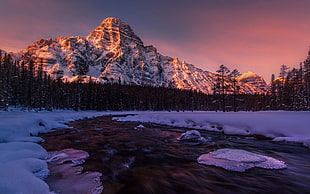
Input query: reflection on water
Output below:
<box><xmin>40</xmin><ymin>116</ymin><xmax>310</xmax><ymax>194</ymax></box>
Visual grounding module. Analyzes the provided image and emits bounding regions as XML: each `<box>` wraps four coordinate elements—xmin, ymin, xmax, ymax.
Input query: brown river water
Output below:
<box><xmin>40</xmin><ymin>115</ymin><xmax>310</xmax><ymax>194</ymax></box>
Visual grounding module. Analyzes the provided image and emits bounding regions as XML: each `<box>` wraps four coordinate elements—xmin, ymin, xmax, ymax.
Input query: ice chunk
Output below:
<box><xmin>212</xmin><ymin>149</ymin><xmax>266</xmax><ymax>163</ymax></box>
<box><xmin>47</xmin><ymin>148</ymin><xmax>103</xmax><ymax>194</ymax></box>
<box><xmin>47</xmin><ymin>148</ymin><xmax>89</xmax><ymax>166</ymax></box>
<box><xmin>134</xmin><ymin>124</ymin><xmax>145</xmax><ymax>130</ymax></box>
<box><xmin>177</xmin><ymin>130</ymin><xmax>207</xmax><ymax>145</ymax></box>
<box><xmin>197</xmin><ymin>148</ymin><xmax>287</xmax><ymax>172</ymax></box>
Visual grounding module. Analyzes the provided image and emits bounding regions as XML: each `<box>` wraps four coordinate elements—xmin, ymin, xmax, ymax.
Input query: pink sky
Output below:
<box><xmin>1</xmin><ymin>0</ymin><xmax>310</xmax><ymax>81</ymax></box>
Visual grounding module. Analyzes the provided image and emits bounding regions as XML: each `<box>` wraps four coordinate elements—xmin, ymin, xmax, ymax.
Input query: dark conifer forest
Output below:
<box><xmin>0</xmin><ymin>51</ymin><xmax>309</xmax><ymax>112</ymax></box>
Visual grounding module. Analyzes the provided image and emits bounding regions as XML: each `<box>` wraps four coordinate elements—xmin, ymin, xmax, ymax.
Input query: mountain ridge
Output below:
<box><xmin>2</xmin><ymin>17</ymin><xmax>268</xmax><ymax>94</ymax></box>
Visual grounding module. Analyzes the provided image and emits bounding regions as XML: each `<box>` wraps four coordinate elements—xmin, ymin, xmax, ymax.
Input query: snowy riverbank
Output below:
<box><xmin>115</xmin><ymin>111</ymin><xmax>310</xmax><ymax>148</ymax></box>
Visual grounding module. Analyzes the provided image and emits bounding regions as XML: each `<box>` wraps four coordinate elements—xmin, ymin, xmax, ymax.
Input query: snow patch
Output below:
<box><xmin>197</xmin><ymin>148</ymin><xmax>287</xmax><ymax>172</ymax></box>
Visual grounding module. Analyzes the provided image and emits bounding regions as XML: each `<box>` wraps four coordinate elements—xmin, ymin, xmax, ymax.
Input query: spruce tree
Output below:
<box><xmin>216</xmin><ymin>65</ymin><xmax>230</xmax><ymax>111</ymax></box>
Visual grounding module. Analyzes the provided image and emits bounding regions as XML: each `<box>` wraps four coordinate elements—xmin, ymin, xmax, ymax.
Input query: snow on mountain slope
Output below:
<box><xmin>238</xmin><ymin>72</ymin><xmax>268</xmax><ymax>93</ymax></box>
<box><xmin>0</xmin><ymin>48</ymin><xmax>22</xmax><ymax>62</ymax></box>
<box><xmin>11</xmin><ymin>17</ymin><xmax>267</xmax><ymax>94</ymax></box>
<box><xmin>0</xmin><ymin>49</ymin><xmax>6</xmax><ymax>56</ymax></box>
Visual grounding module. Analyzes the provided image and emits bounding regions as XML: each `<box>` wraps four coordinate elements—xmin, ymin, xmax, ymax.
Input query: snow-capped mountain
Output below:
<box><xmin>9</xmin><ymin>17</ymin><xmax>267</xmax><ymax>94</ymax></box>
<box><xmin>237</xmin><ymin>72</ymin><xmax>268</xmax><ymax>93</ymax></box>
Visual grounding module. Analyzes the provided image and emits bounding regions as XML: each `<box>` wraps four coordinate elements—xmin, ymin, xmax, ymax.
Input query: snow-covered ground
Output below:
<box><xmin>115</xmin><ymin>111</ymin><xmax>310</xmax><ymax>148</ymax></box>
<box><xmin>0</xmin><ymin>110</ymin><xmax>309</xmax><ymax>193</ymax></box>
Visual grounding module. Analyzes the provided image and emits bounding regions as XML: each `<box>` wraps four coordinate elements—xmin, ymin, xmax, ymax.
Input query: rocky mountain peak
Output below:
<box><xmin>86</xmin><ymin>17</ymin><xmax>143</xmax><ymax>48</ymax></box>
<box><xmin>99</xmin><ymin>17</ymin><xmax>125</xmax><ymax>29</ymax></box>
<box><xmin>238</xmin><ymin>72</ymin><xmax>267</xmax><ymax>92</ymax></box>
<box><xmin>238</xmin><ymin>71</ymin><xmax>264</xmax><ymax>81</ymax></box>
<box><xmin>238</xmin><ymin>71</ymin><xmax>259</xmax><ymax>79</ymax></box>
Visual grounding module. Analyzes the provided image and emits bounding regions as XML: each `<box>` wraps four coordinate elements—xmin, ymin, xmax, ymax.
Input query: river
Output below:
<box><xmin>40</xmin><ymin>115</ymin><xmax>310</xmax><ymax>194</ymax></box>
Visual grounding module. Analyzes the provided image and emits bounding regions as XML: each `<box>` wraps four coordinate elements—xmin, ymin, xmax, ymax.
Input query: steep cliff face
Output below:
<box><xmin>12</xmin><ymin>17</ymin><xmax>267</xmax><ymax>94</ymax></box>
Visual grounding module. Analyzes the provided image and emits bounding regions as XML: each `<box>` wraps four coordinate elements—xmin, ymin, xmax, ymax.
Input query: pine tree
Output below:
<box><xmin>279</xmin><ymin>64</ymin><xmax>289</xmax><ymax>79</ymax></box>
<box><xmin>229</xmin><ymin>69</ymin><xmax>241</xmax><ymax>111</ymax></box>
<box><xmin>216</xmin><ymin>65</ymin><xmax>230</xmax><ymax>111</ymax></box>
<box><xmin>26</xmin><ymin>60</ymin><xmax>35</xmax><ymax>109</ymax></box>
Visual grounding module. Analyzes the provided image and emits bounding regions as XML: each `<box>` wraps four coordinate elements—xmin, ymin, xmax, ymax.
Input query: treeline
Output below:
<box><xmin>0</xmin><ymin>53</ymin><xmax>209</xmax><ymax>111</ymax></box>
<box><xmin>0</xmin><ymin>50</ymin><xmax>309</xmax><ymax>112</ymax></box>
<box><xmin>269</xmin><ymin>50</ymin><xmax>310</xmax><ymax>110</ymax></box>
